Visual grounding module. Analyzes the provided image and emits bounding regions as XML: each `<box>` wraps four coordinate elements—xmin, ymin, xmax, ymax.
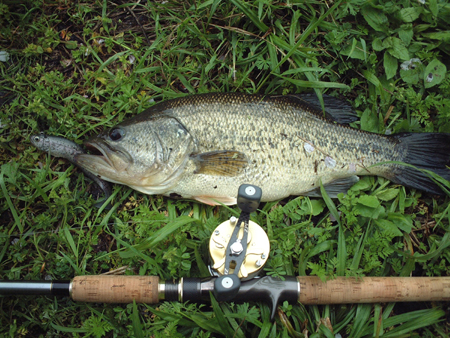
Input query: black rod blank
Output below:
<box><xmin>0</xmin><ymin>280</ymin><xmax>71</xmax><ymax>296</ymax></box>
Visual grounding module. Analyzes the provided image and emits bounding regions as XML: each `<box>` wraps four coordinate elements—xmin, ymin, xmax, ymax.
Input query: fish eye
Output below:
<box><xmin>109</xmin><ymin>128</ymin><xmax>124</xmax><ymax>141</ymax></box>
<box><xmin>33</xmin><ymin>136</ymin><xmax>41</xmax><ymax>142</ymax></box>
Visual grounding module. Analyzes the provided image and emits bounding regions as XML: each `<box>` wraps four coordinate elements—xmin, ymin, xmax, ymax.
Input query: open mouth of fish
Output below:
<box><xmin>83</xmin><ymin>141</ymin><xmax>116</xmax><ymax>169</ymax></box>
<box><xmin>74</xmin><ymin>140</ymin><xmax>131</xmax><ymax>178</ymax></box>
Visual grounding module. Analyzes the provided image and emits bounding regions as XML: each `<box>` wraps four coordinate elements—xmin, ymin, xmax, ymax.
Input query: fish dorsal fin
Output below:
<box><xmin>287</xmin><ymin>94</ymin><xmax>358</xmax><ymax>124</ymax></box>
<box><xmin>192</xmin><ymin>150</ymin><xmax>248</xmax><ymax>176</ymax></box>
<box><xmin>303</xmin><ymin>175</ymin><xmax>360</xmax><ymax>198</ymax></box>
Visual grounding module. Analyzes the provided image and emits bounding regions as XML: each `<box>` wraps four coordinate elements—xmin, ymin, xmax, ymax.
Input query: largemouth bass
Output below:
<box><xmin>74</xmin><ymin>93</ymin><xmax>450</xmax><ymax>205</ymax></box>
<box><xmin>31</xmin><ymin>132</ymin><xmax>112</xmax><ymax>206</ymax></box>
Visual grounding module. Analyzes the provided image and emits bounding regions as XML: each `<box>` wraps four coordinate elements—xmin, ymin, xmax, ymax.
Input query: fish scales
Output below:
<box><xmin>73</xmin><ymin>92</ymin><xmax>450</xmax><ymax>206</ymax></box>
<box><xmin>160</xmin><ymin>94</ymin><xmax>401</xmax><ymax>202</ymax></box>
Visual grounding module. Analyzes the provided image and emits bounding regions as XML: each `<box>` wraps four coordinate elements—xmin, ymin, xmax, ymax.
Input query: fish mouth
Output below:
<box><xmin>75</xmin><ymin>139</ymin><xmax>131</xmax><ymax>176</ymax></box>
<box><xmin>83</xmin><ymin>140</ymin><xmax>116</xmax><ymax>169</ymax></box>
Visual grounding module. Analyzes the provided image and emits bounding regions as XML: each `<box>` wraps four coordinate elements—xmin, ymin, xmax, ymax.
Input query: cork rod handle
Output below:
<box><xmin>71</xmin><ymin>275</ymin><xmax>160</xmax><ymax>303</ymax></box>
<box><xmin>71</xmin><ymin>275</ymin><xmax>450</xmax><ymax>305</ymax></box>
<box><xmin>298</xmin><ymin>276</ymin><xmax>450</xmax><ymax>304</ymax></box>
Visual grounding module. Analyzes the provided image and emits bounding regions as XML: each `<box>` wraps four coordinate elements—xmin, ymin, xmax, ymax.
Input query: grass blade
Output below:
<box><xmin>336</xmin><ymin>223</ymin><xmax>346</xmax><ymax>276</ymax></box>
<box><xmin>319</xmin><ymin>180</ymin><xmax>341</xmax><ymax>226</ymax></box>
<box><xmin>210</xmin><ymin>294</ymin><xmax>236</xmax><ymax>338</ymax></box>
<box><xmin>268</xmin><ymin>0</ymin><xmax>343</xmax><ymax>75</ymax></box>
<box><xmin>349</xmin><ymin>304</ymin><xmax>372</xmax><ymax>337</ymax></box>
<box><xmin>63</xmin><ymin>226</ymin><xmax>78</xmax><ymax>259</ymax></box>
<box><xmin>229</xmin><ymin>0</ymin><xmax>268</xmax><ymax>32</ymax></box>
<box><xmin>319</xmin><ymin>180</ymin><xmax>346</xmax><ymax>276</ymax></box>
<box><xmin>131</xmin><ymin>301</ymin><xmax>144</xmax><ymax>338</ymax></box>
<box><xmin>0</xmin><ymin>171</ymin><xmax>22</xmax><ymax>233</ymax></box>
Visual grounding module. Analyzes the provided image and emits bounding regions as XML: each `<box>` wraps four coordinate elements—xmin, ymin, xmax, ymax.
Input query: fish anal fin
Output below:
<box><xmin>194</xmin><ymin>195</ymin><xmax>237</xmax><ymax>206</ymax></box>
<box><xmin>304</xmin><ymin>175</ymin><xmax>360</xmax><ymax>198</ymax></box>
<box><xmin>192</xmin><ymin>150</ymin><xmax>247</xmax><ymax>177</ymax></box>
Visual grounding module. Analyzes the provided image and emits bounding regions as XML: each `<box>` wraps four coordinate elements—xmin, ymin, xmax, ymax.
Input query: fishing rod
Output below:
<box><xmin>1</xmin><ymin>185</ymin><xmax>450</xmax><ymax>321</ymax></box>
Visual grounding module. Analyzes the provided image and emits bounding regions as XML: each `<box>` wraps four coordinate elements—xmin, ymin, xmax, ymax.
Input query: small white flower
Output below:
<box><xmin>400</xmin><ymin>60</ymin><xmax>411</xmax><ymax>71</ymax></box>
<box><xmin>410</xmin><ymin>59</ymin><xmax>421</xmax><ymax>69</ymax></box>
<box><xmin>325</xmin><ymin>156</ymin><xmax>336</xmax><ymax>168</ymax></box>
<box><xmin>401</xmin><ymin>58</ymin><xmax>421</xmax><ymax>71</ymax></box>
<box><xmin>304</xmin><ymin>142</ymin><xmax>315</xmax><ymax>153</ymax></box>
<box><xmin>0</xmin><ymin>51</ymin><xmax>10</xmax><ymax>62</ymax></box>
<box><xmin>11</xmin><ymin>238</ymin><xmax>19</xmax><ymax>245</ymax></box>
<box><xmin>97</xmin><ymin>39</ymin><xmax>105</xmax><ymax>45</ymax></box>
<box><xmin>85</xmin><ymin>47</ymin><xmax>90</xmax><ymax>56</ymax></box>
<box><xmin>129</xmin><ymin>55</ymin><xmax>136</xmax><ymax>64</ymax></box>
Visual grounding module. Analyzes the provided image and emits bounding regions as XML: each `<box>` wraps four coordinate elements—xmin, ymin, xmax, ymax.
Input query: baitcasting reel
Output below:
<box><xmin>209</xmin><ymin>184</ymin><xmax>270</xmax><ymax>301</ymax></box>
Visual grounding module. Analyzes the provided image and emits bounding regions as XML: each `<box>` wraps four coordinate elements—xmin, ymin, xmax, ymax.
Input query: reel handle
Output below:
<box><xmin>218</xmin><ymin>184</ymin><xmax>263</xmax><ymax>279</ymax></box>
<box><xmin>213</xmin><ymin>274</ymin><xmax>241</xmax><ymax>301</ymax></box>
<box><xmin>237</xmin><ymin>184</ymin><xmax>262</xmax><ymax>214</ymax></box>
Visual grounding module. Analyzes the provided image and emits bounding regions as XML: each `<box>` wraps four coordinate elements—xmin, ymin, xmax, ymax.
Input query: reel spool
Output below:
<box><xmin>209</xmin><ymin>216</ymin><xmax>270</xmax><ymax>280</ymax></box>
<box><xmin>208</xmin><ymin>184</ymin><xmax>270</xmax><ymax>282</ymax></box>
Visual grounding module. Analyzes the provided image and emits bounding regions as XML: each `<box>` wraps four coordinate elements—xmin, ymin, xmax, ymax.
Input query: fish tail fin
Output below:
<box><xmin>392</xmin><ymin>133</ymin><xmax>450</xmax><ymax>195</ymax></box>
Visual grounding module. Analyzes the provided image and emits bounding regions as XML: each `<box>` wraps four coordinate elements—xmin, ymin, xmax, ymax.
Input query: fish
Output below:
<box><xmin>30</xmin><ymin>132</ymin><xmax>112</xmax><ymax>207</ymax></box>
<box><xmin>73</xmin><ymin>92</ymin><xmax>450</xmax><ymax>205</ymax></box>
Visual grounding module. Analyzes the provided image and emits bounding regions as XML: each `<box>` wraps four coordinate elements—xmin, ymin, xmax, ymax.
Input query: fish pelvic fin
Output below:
<box><xmin>391</xmin><ymin>133</ymin><xmax>450</xmax><ymax>195</ymax></box>
<box><xmin>303</xmin><ymin>175</ymin><xmax>360</xmax><ymax>198</ymax></box>
<box><xmin>191</xmin><ymin>150</ymin><xmax>248</xmax><ymax>177</ymax></box>
<box><xmin>194</xmin><ymin>195</ymin><xmax>237</xmax><ymax>206</ymax></box>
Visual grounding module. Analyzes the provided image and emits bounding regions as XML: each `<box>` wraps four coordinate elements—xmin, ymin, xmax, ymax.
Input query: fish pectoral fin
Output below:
<box><xmin>192</xmin><ymin>150</ymin><xmax>247</xmax><ymax>177</ymax></box>
<box><xmin>194</xmin><ymin>195</ymin><xmax>237</xmax><ymax>206</ymax></box>
<box><xmin>290</xmin><ymin>93</ymin><xmax>358</xmax><ymax>124</ymax></box>
<box><xmin>304</xmin><ymin>175</ymin><xmax>360</xmax><ymax>198</ymax></box>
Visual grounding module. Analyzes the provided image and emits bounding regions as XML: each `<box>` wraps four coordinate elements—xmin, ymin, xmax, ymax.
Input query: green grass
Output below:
<box><xmin>1</xmin><ymin>0</ymin><xmax>450</xmax><ymax>337</ymax></box>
